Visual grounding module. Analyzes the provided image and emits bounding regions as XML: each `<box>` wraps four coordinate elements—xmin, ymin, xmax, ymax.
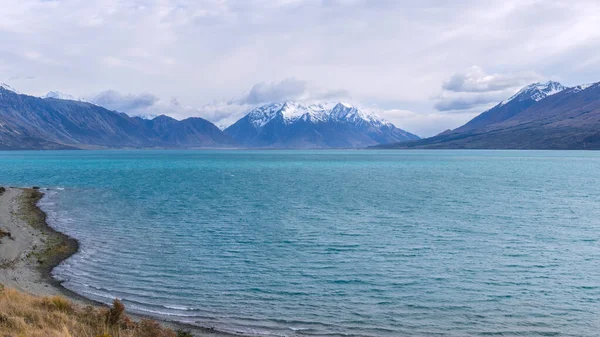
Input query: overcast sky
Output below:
<box><xmin>1</xmin><ymin>0</ymin><xmax>600</xmax><ymax>136</ymax></box>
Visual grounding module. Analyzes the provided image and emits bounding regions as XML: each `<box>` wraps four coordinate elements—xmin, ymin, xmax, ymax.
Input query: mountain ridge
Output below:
<box><xmin>0</xmin><ymin>86</ymin><xmax>419</xmax><ymax>149</ymax></box>
<box><xmin>454</xmin><ymin>81</ymin><xmax>567</xmax><ymax>132</ymax></box>
<box><xmin>0</xmin><ymin>87</ymin><xmax>236</xmax><ymax>149</ymax></box>
<box><xmin>376</xmin><ymin>80</ymin><xmax>600</xmax><ymax>150</ymax></box>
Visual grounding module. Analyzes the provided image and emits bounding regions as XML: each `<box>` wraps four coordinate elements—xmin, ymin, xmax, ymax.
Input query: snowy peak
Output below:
<box><xmin>279</xmin><ymin>101</ymin><xmax>329</xmax><ymax>123</ymax></box>
<box><xmin>0</xmin><ymin>84</ymin><xmax>90</xmax><ymax>103</ymax></box>
<box><xmin>244</xmin><ymin>101</ymin><xmax>392</xmax><ymax>129</ymax></box>
<box><xmin>569</xmin><ymin>82</ymin><xmax>599</xmax><ymax>93</ymax></box>
<box><xmin>0</xmin><ymin>83</ymin><xmax>20</xmax><ymax>94</ymax></box>
<box><xmin>44</xmin><ymin>91</ymin><xmax>89</xmax><ymax>103</ymax></box>
<box><xmin>455</xmin><ymin>79</ymin><xmax>598</xmax><ymax>133</ymax></box>
<box><xmin>0</xmin><ymin>85</ymin><xmax>90</xmax><ymax>103</ymax></box>
<box><xmin>245</xmin><ymin>101</ymin><xmax>331</xmax><ymax>128</ymax></box>
<box><xmin>330</xmin><ymin>103</ymin><xmax>391</xmax><ymax>127</ymax></box>
<box><xmin>502</xmin><ymin>81</ymin><xmax>566</xmax><ymax>106</ymax></box>
<box><xmin>246</xmin><ymin>102</ymin><xmax>286</xmax><ymax>128</ymax></box>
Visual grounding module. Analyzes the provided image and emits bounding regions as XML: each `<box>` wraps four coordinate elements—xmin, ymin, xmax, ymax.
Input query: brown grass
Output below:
<box><xmin>0</xmin><ymin>285</ymin><xmax>181</xmax><ymax>337</ymax></box>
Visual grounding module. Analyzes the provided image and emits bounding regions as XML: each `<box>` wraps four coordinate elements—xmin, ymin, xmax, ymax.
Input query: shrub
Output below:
<box><xmin>176</xmin><ymin>329</ymin><xmax>194</xmax><ymax>337</ymax></box>
<box><xmin>40</xmin><ymin>295</ymin><xmax>74</xmax><ymax>313</ymax></box>
<box><xmin>107</xmin><ymin>299</ymin><xmax>125</xmax><ymax>326</ymax></box>
<box><xmin>0</xmin><ymin>286</ymin><xmax>179</xmax><ymax>337</ymax></box>
<box><xmin>51</xmin><ymin>296</ymin><xmax>74</xmax><ymax>313</ymax></box>
<box><xmin>137</xmin><ymin>319</ymin><xmax>175</xmax><ymax>337</ymax></box>
<box><xmin>120</xmin><ymin>314</ymin><xmax>137</xmax><ymax>330</ymax></box>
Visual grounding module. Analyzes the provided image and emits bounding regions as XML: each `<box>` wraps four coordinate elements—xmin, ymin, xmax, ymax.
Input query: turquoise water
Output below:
<box><xmin>1</xmin><ymin>150</ymin><xmax>600</xmax><ymax>336</ymax></box>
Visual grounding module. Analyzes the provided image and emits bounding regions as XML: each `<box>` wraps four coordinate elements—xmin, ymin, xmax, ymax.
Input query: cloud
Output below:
<box><xmin>434</xmin><ymin>91</ymin><xmax>508</xmax><ymax>112</ymax></box>
<box><xmin>89</xmin><ymin>90</ymin><xmax>159</xmax><ymax>113</ymax></box>
<box><xmin>2</xmin><ymin>1</ymin><xmax>600</xmax><ymax>135</ymax></box>
<box><xmin>86</xmin><ymin>78</ymin><xmax>350</xmax><ymax>128</ymax></box>
<box><xmin>435</xmin><ymin>66</ymin><xmax>542</xmax><ymax>112</ymax></box>
<box><xmin>442</xmin><ymin>66</ymin><xmax>540</xmax><ymax>93</ymax></box>
<box><xmin>195</xmin><ymin>102</ymin><xmax>255</xmax><ymax>129</ymax></box>
<box><xmin>240</xmin><ymin>78</ymin><xmax>308</xmax><ymax>104</ymax></box>
<box><xmin>238</xmin><ymin>78</ymin><xmax>349</xmax><ymax>104</ymax></box>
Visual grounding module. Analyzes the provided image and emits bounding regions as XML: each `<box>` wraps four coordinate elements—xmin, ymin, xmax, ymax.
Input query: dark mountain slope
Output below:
<box><xmin>377</xmin><ymin>82</ymin><xmax>600</xmax><ymax>150</ymax></box>
<box><xmin>0</xmin><ymin>87</ymin><xmax>234</xmax><ymax>149</ymax></box>
<box><xmin>145</xmin><ymin>116</ymin><xmax>237</xmax><ymax>147</ymax></box>
<box><xmin>455</xmin><ymin>81</ymin><xmax>566</xmax><ymax>132</ymax></box>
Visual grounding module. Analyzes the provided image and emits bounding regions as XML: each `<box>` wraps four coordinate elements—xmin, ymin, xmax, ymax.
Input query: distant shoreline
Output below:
<box><xmin>8</xmin><ymin>145</ymin><xmax>600</xmax><ymax>150</ymax></box>
<box><xmin>0</xmin><ymin>187</ymin><xmax>241</xmax><ymax>337</ymax></box>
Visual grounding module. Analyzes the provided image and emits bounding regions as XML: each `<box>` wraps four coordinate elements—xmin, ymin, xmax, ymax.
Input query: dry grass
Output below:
<box><xmin>0</xmin><ymin>285</ymin><xmax>181</xmax><ymax>337</ymax></box>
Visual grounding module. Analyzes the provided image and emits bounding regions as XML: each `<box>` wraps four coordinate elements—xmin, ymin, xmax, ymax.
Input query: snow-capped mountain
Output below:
<box><xmin>224</xmin><ymin>101</ymin><xmax>419</xmax><ymax>148</ymax></box>
<box><xmin>569</xmin><ymin>83</ymin><xmax>596</xmax><ymax>94</ymax></box>
<box><xmin>0</xmin><ymin>83</ymin><xmax>20</xmax><ymax>94</ymax></box>
<box><xmin>499</xmin><ymin>81</ymin><xmax>566</xmax><ymax>106</ymax></box>
<box><xmin>329</xmin><ymin>102</ymin><xmax>394</xmax><ymax>128</ymax></box>
<box><xmin>380</xmin><ymin>80</ymin><xmax>600</xmax><ymax>149</ymax></box>
<box><xmin>245</xmin><ymin>101</ymin><xmax>331</xmax><ymax>127</ymax></box>
<box><xmin>241</xmin><ymin>101</ymin><xmax>397</xmax><ymax>129</ymax></box>
<box><xmin>43</xmin><ymin>91</ymin><xmax>90</xmax><ymax>103</ymax></box>
<box><xmin>457</xmin><ymin>81</ymin><xmax>567</xmax><ymax>131</ymax></box>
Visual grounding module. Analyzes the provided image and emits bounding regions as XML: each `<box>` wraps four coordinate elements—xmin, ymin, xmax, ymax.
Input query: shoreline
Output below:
<box><xmin>0</xmin><ymin>187</ymin><xmax>243</xmax><ymax>337</ymax></box>
<box><xmin>0</xmin><ymin>187</ymin><xmax>81</xmax><ymax>299</ymax></box>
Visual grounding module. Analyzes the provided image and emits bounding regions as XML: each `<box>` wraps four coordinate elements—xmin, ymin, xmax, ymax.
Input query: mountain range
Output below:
<box><xmin>0</xmin><ymin>85</ymin><xmax>417</xmax><ymax>149</ymax></box>
<box><xmin>377</xmin><ymin>81</ymin><xmax>600</xmax><ymax>150</ymax></box>
<box><xmin>4</xmin><ymin>78</ymin><xmax>600</xmax><ymax>150</ymax></box>
<box><xmin>0</xmin><ymin>85</ymin><xmax>235</xmax><ymax>149</ymax></box>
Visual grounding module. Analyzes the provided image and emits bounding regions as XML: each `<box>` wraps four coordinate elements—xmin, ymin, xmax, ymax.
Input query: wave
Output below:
<box><xmin>163</xmin><ymin>304</ymin><xmax>198</xmax><ymax>311</ymax></box>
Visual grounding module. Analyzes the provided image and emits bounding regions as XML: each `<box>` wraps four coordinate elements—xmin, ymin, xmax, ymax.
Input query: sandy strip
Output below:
<box><xmin>0</xmin><ymin>187</ymin><xmax>240</xmax><ymax>337</ymax></box>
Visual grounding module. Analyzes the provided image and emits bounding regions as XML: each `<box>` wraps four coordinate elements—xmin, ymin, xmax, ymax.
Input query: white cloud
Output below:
<box><xmin>238</xmin><ymin>78</ymin><xmax>349</xmax><ymax>105</ymax></box>
<box><xmin>441</xmin><ymin>66</ymin><xmax>540</xmax><ymax>93</ymax></box>
<box><xmin>89</xmin><ymin>90</ymin><xmax>159</xmax><ymax>112</ymax></box>
<box><xmin>195</xmin><ymin>102</ymin><xmax>255</xmax><ymax>129</ymax></box>
<box><xmin>434</xmin><ymin>66</ymin><xmax>542</xmax><ymax>112</ymax></box>
<box><xmin>85</xmin><ymin>78</ymin><xmax>349</xmax><ymax>129</ymax></box>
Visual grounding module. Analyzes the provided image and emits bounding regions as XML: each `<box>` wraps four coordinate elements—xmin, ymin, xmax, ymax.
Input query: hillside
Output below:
<box><xmin>377</xmin><ymin>81</ymin><xmax>600</xmax><ymax>150</ymax></box>
<box><xmin>0</xmin><ymin>87</ymin><xmax>235</xmax><ymax>149</ymax></box>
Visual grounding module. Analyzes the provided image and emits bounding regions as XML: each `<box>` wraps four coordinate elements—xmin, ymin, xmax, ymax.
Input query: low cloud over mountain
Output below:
<box><xmin>435</xmin><ymin>66</ymin><xmax>542</xmax><ymax>112</ymax></box>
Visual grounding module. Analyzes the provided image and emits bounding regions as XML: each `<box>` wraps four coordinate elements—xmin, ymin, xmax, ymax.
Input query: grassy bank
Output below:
<box><xmin>0</xmin><ymin>285</ymin><xmax>191</xmax><ymax>337</ymax></box>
